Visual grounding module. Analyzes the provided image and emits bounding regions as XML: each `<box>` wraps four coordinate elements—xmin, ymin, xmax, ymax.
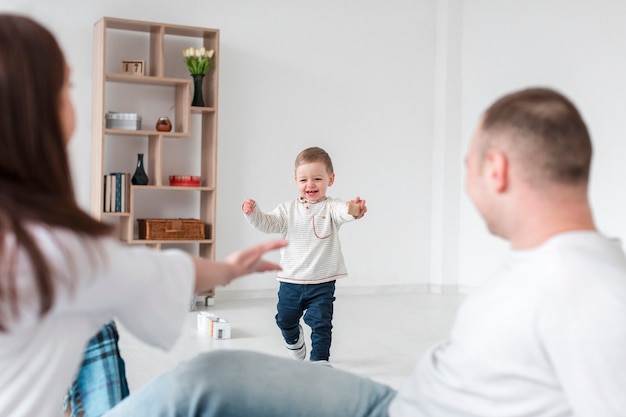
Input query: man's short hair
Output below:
<box><xmin>481</xmin><ymin>87</ymin><xmax>592</xmax><ymax>185</ymax></box>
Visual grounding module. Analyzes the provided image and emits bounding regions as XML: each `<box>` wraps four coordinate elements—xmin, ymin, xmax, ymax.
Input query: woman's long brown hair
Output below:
<box><xmin>0</xmin><ymin>15</ymin><xmax>112</xmax><ymax>331</ymax></box>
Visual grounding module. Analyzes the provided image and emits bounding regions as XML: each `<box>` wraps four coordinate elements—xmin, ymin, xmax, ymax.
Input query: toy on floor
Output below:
<box><xmin>197</xmin><ymin>312</ymin><xmax>231</xmax><ymax>339</ymax></box>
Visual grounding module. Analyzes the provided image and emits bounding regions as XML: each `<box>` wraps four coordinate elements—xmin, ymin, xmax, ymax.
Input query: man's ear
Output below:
<box><xmin>485</xmin><ymin>149</ymin><xmax>508</xmax><ymax>193</ymax></box>
<box><xmin>328</xmin><ymin>173</ymin><xmax>335</xmax><ymax>187</ymax></box>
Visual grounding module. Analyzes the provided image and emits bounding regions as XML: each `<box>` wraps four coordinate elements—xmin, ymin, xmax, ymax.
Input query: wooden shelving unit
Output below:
<box><xmin>90</xmin><ymin>17</ymin><xmax>219</xmax><ymax>301</ymax></box>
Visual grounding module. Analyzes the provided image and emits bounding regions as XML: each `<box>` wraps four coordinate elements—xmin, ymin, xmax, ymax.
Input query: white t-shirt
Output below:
<box><xmin>390</xmin><ymin>231</ymin><xmax>626</xmax><ymax>417</ymax></box>
<box><xmin>0</xmin><ymin>226</ymin><xmax>194</xmax><ymax>417</ymax></box>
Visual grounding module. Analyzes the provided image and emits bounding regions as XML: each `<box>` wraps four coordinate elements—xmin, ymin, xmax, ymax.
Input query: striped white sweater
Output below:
<box><xmin>244</xmin><ymin>196</ymin><xmax>356</xmax><ymax>284</ymax></box>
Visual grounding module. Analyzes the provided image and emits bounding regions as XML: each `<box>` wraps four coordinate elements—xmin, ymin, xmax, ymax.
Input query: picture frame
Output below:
<box><xmin>121</xmin><ymin>60</ymin><xmax>145</xmax><ymax>76</ymax></box>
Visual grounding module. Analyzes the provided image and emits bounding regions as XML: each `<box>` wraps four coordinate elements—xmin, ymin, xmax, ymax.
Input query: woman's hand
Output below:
<box><xmin>193</xmin><ymin>239</ymin><xmax>287</xmax><ymax>291</ymax></box>
<box><xmin>223</xmin><ymin>239</ymin><xmax>287</xmax><ymax>277</ymax></box>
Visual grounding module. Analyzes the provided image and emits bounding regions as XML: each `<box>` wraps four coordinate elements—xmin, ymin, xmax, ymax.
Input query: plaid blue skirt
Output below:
<box><xmin>63</xmin><ymin>321</ymin><xmax>129</xmax><ymax>417</ymax></box>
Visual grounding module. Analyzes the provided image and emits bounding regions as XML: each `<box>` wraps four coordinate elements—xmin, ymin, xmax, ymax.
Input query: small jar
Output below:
<box><xmin>156</xmin><ymin>117</ymin><xmax>172</xmax><ymax>132</ymax></box>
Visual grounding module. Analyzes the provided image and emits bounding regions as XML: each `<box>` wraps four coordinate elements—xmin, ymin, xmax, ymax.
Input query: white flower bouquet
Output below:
<box><xmin>183</xmin><ymin>47</ymin><xmax>215</xmax><ymax>75</ymax></box>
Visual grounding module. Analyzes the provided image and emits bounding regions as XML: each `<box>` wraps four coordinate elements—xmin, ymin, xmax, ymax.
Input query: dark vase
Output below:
<box><xmin>131</xmin><ymin>153</ymin><xmax>149</xmax><ymax>185</ymax></box>
<box><xmin>191</xmin><ymin>73</ymin><xmax>205</xmax><ymax>107</ymax></box>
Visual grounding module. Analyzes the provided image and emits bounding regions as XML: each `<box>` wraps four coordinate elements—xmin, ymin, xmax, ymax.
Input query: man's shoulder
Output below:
<box><xmin>534</xmin><ymin>231</ymin><xmax>626</xmax><ymax>294</ymax></box>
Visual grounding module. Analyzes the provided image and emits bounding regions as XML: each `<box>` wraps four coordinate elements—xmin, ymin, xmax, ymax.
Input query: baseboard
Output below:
<box><xmin>456</xmin><ymin>285</ymin><xmax>477</xmax><ymax>294</ymax></box>
<box><xmin>213</xmin><ymin>283</ymin><xmax>474</xmax><ymax>301</ymax></box>
<box><xmin>428</xmin><ymin>283</ymin><xmax>473</xmax><ymax>294</ymax></box>
<box><xmin>213</xmin><ymin>288</ymin><xmax>277</xmax><ymax>300</ymax></box>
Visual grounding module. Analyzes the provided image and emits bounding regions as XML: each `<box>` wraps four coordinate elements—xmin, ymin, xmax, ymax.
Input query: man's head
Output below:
<box><xmin>465</xmin><ymin>88</ymin><xmax>593</xmax><ymax>241</ymax></box>
<box><xmin>479</xmin><ymin>87</ymin><xmax>591</xmax><ymax>185</ymax></box>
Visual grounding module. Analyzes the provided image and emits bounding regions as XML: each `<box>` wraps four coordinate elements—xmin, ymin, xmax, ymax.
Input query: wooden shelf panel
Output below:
<box><xmin>126</xmin><ymin>239</ymin><xmax>214</xmax><ymax>245</ymax></box>
<box><xmin>191</xmin><ymin>106</ymin><xmax>216</xmax><ymax>114</ymax></box>
<box><xmin>132</xmin><ymin>185</ymin><xmax>215</xmax><ymax>191</ymax></box>
<box><xmin>104</xmin><ymin>128</ymin><xmax>188</xmax><ymax>138</ymax></box>
<box><xmin>105</xmin><ymin>73</ymin><xmax>190</xmax><ymax>87</ymax></box>
<box><xmin>164</xmin><ymin>26</ymin><xmax>219</xmax><ymax>38</ymax></box>
<box><xmin>102</xmin><ymin>17</ymin><xmax>163</xmax><ymax>32</ymax></box>
<box><xmin>102</xmin><ymin>17</ymin><xmax>218</xmax><ymax>38</ymax></box>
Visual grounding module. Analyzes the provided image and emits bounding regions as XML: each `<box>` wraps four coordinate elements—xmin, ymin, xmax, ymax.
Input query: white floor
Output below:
<box><xmin>117</xmin><ymin>292</ymin><xmax>465</xmax><ymax>392</ymax></box>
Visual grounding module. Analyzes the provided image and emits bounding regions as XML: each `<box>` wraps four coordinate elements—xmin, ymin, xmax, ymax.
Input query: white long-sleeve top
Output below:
<box><xmin>0</xmin><ymin>225</ymin><xmax>194</xmax><ymax>417</ymax></box>
<box><xmin>244</xmin><ymin>197</ymin><xmax>355</xmax><ymax>284</ymax></box>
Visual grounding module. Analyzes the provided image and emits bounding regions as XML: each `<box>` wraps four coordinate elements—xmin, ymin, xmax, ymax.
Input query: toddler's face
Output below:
<box><xmin>295</xmin><ymin>161</ymin><xmax>334</xmax><ymax>202</ymax></box>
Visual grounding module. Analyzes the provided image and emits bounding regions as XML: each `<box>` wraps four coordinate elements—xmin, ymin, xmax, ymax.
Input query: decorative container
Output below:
<box><xmin>137</xmin><ymin>218</ymin><xmax>208</xmax><ymax>240</ymax></box>
<box><xmin>191</xmin><ymin>74</ymin><xmax>205</xmax><ymax>107</ymax></box>
<box><xmin>131</xmin><ymin>153</ymin><xmax>149</xmax><ymax>185</ymax></box>
<box><xmin>155</xmin><ymin>117</ymin><xmax>172</xmax><ymax>132</ymax></box>
<box><xmin>169</xmin><ymin>175</ymin><xmax>201</xmax><ymax>187</ymax></box>
<box><xmin>105</xmin><ymin>112</ymin><xmax>141</xmax><ymax>130</ymax></box>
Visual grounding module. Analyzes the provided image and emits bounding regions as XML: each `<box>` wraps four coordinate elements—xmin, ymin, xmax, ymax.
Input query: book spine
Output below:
<box><xmin>109</xmin><ymin>173</ymin><xmax>117</xmax><ymax>213</ymax></box>
<box><xmin>103</xmin><ymin>175</ymin><xmax>108</xmax><ymax>212</ymax></box>
<box><xmin>120</xmin><ymin>173</ymin><xmax>126</xmax><ymax>213</ymax></box>
<box><xmin>104</xmin><ymin>174</ymin><xmax>112</xmax><ymax>212</ymax></box>
<box><xmin>114</xmin><ymin>173</ymin><xmax>122</xmax><ymax>212</ymax></box>
<box><xmin>124</xmin><ymin>173</ymin><xmax>131</xmax><ymax>213</ymax></box>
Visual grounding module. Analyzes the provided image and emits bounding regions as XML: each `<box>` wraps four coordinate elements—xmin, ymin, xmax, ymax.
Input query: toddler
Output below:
<box><xmin>242</xmin><ymin>147</ymin><xmax>366</xmax><ymax>364</ymax></box>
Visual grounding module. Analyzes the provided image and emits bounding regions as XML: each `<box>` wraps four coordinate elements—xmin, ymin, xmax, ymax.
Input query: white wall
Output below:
<box><xmin>458</xmin><ymin>0</ymin><xmax>626</xmax><ymax>287</ymax></box>
<box><xmin>206</xmin><ymin>2</ymin><xmax>438</xmax><ymax>295</ymax></box>
<box><xmin>3</xmin><ymin>0</ymin><xmax>625</xmax><ymax>294</ymax></box>
<box><xmin>1</xmin><ymin>0</ymin><xmax>438</xmax><ymax>295</ymax></box>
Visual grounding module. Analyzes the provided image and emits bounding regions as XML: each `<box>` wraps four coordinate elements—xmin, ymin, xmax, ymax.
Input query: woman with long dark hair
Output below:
<box><xmin>0</xmin><ymin>14</ymin><xmax>286</xmax><ymax>416</ymax></box>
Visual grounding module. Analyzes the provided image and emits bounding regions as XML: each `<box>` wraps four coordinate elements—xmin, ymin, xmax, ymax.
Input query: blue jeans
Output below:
<box><xmin>104</xmin><ymin>350</ymin><xmax>396</xmax><ymax>417</ymax></box>
<box><xmin>276</xmin><ymin>281</ymin><xmax>336</xmax><ymax>361</ymax></box>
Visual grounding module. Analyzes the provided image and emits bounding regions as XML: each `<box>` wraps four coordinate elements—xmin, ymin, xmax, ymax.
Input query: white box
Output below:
<box><xmin>105</xmin><ymin>112</ymin><xmax>141</xmax><ymax>130</ymax></box>
<box><xmin>213</xmin><ymin>319</ymin><xmax>231</xmax><ymax>339</ymax></box>
<box><xmin>197</xmin><ymin>312</ymin><xmax>218</xmax><ymax>334</ymax></box>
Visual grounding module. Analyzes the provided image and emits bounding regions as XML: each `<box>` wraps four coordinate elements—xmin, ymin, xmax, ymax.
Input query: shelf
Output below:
<box><xmin>105</xmin><ymin>73</ymin><xmax>190</xmax><ymax>87</ymax></box>
<box><xmin>103</xmin><ymin>212</ymin><xmax>131</xmax><ymax>217</ymax></box>
<box><xmin>91</xmin><ymin>17</ymin><xmax>219</xmax><ymax>298</ymax></box>
<box><xmin>191</xmin><ymin>106</ymin><xmax>216</xmax><ymax>114</ymax></box>
<box><xmin>127</xmin><ymin>239</ymin><xmax>214</xmax><ymax>245</ymax></box>
<box><xmin>132</xmin><ymin>185</ymin><xmax>215</xmax><ymax>191</ymax></box>
<box><xmin>104</xmin><ymin>128</ymin><xmax>188</xmax><ymax>138</ymax></box>
<box><xmin>103</xmin><ymin>16</ymin><xmax>218</xmax><ymax>39</ymax></box>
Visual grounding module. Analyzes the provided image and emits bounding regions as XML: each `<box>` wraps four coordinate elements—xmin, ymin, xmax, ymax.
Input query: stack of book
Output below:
<box><xmin>103</xmin><ymin>172</ymin><xmax>131</xmax><ymax>213</ymax></box>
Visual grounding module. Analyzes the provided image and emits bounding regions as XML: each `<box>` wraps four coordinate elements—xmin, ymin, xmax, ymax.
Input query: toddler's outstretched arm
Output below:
<box><xmin>242</xmin><ymin>199</ymin><xmax>256</xmax><ymax>214</ymax></box>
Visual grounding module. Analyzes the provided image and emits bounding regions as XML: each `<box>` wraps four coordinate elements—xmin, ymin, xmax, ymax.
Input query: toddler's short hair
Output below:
<box><xmin>295</xmin><ymin>147</ymin><xmax>334</xmax><ymax>174</ymax></box>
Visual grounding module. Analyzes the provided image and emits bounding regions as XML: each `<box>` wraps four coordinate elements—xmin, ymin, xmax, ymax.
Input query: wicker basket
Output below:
<box><xmin>137</xmin><ymin>218</ymin><xmax>206</xmax><ymax>240</ymax></box>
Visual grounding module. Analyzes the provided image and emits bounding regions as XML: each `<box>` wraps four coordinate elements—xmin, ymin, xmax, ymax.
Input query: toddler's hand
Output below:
<box><xmin>242</xmin><ymin>199</ymin><xmax>256</xmax><ymax>214</ymax></box>
<box><xmin>348</xmin><ymin>197</ymin><xmax>367</xmax><ymax>219</ymax></box>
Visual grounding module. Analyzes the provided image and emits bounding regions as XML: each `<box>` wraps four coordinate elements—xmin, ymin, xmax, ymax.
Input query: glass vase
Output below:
<box><xmin>191</xmin><ymin>74</ymin><xmax>205</xmax><ymax>107</ymax></box>
<box><xmin>131</xmin><ymin>153</ymin><xmax>149</xmax><ymax>185</ymax></box>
